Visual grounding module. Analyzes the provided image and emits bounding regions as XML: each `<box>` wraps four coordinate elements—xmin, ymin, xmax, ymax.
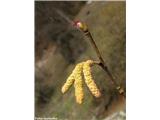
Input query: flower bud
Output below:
<box><xmin>74</xmin><ymin>21</ymin><xmax>88</xmax><ymax>32</ymax></box>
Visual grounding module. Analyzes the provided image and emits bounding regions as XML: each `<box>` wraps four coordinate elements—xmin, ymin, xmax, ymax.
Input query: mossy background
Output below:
<box><xmin>35</xmin><ymin>1</ymin><xmax>126</xmax><ymax>120</ymax></box>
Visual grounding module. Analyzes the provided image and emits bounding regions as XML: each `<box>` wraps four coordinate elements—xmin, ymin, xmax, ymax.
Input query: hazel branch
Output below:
<box><xmin>74</xmin><ymin>21</ymin><xmax>125</xmax><ymax>96</ymax></box>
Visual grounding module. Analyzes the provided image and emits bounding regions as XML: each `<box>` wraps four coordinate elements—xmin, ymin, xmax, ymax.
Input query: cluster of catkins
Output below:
<box><xmin>61</xmin><ymin>60</ymin><xmax>101</xmax><ymax>104</ymax></box>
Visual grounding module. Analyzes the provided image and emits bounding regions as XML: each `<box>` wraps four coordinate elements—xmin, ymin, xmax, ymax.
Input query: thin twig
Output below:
<box><xmin>86</xmin><ymin>30</ymin><xmax>125</xmax><ymax>97</ymax></box>
<box><xmin>84</xmin><ymin>31</ymin><xmax>117</xmax><ymax>86</ymax></box>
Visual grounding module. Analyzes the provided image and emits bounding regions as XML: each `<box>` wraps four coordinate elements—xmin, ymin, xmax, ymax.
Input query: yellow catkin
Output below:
<box><xmin>83</xmin><ymin>60</ymin><xmax>101</xmax><ymax>98</ymax></box>
<box><xmin>61</xmin><ymin>73</ymin><xmax>75</xmax><ymax>93</ymax></box>
<box><xmin>73</xmin><ymin>63</ymin><xmax>84</xmax><ymax>104</ymax></box>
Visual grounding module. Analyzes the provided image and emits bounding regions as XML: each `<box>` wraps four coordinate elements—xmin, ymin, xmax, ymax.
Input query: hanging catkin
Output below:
<box><xmin>73</xmin><ymin>63</ymin><xmax>84</xmax><ymax>104</ymax></box>
<box><xmin>61</xmin><ymin>60</ymin><xmax>101</xmax><ymax>104</ymax></box>
<box><xmin>61</xmin><ymin>73</ymin><xmax>75</xmax><ymax>94</ymax></box>
<box><xmin>83</xmin><ymin>60</ymin><xmax>101</xmax><ymax>98</ymax></box>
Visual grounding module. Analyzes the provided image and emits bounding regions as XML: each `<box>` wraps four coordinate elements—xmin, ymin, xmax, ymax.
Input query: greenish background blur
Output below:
<box><xmin>35</xmin><ymin>1</ymin><xmax>126</xmax><ymax>120</ymax></box>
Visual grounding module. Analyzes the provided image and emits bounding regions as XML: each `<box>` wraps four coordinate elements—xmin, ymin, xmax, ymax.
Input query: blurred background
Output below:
<box><xmin>35</xmin><ymin>1</ymin><xmax>126</xmax><ymax>120</ymax></box>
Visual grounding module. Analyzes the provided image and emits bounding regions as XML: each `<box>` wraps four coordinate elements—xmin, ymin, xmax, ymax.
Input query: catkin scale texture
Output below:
<box><xmin>73</xmin><ymin>63</ymin><xmax>84</xmax><ymax>104</ymax></box>
<box><xmin>61</xmin><ymin>73</ymin><xmax>75</xmax><ymax>93</ymax></box>
<box><xmin>83</xmin><ymin>60</ymin><xmax>101</xmax><ymax>97</ymax></box>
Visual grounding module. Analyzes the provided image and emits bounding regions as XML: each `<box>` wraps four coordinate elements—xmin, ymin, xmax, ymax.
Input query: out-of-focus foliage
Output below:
<box><xmin>35</xmin><ymin>1</ymin><xmax>125</xmax><ymax>120</ymax></box>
